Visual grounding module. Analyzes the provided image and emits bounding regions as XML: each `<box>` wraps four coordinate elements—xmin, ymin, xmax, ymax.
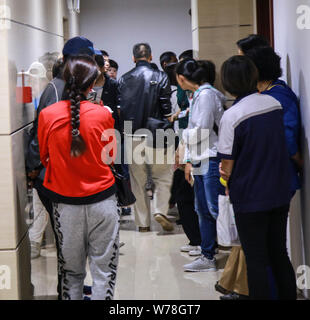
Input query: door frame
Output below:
<box><xmin>256</xmin><ymin>0</ymin><xmax>274</xmax><ymax>47</ymax></box>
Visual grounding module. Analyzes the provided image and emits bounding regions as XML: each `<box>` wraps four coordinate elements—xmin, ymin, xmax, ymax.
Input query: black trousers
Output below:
<box><xmin>235</xmin><ymin>205</ymin><xmax>297</xmax><ymax>300</ymax></box>
<box><xmin>35</xmin><ymin>180</ymin><xmax>62</xmax><ymax>300</ymax></box>
<box><xmin>171</xmin><ymin>169</ymin><xmax>201</xmax><ymax>246</ymax></box>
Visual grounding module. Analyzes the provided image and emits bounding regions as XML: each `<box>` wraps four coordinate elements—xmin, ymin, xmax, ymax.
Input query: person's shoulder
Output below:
<box><xmin>120</xmin><ymin>66</ymin><xmax>138</xmax><ymax>80</ymax></box>
<box><xmin>223</xmin><ymin>93</ymin><xmax>282</xmax><ymax>126</ymax></box>
<box><xmin>40</xmin><ymin>100</ymin><xmax>67</xmax><ymax>121</ymax></box>
<box><xmin>84</xmin><ymin>101</ymin><xmax>113</xmax><ymax>117</ymax></box>
<box><xmin>235</xmin><ymin>92</ymin><xmax>281</xmax><ymax>109</ymax></box>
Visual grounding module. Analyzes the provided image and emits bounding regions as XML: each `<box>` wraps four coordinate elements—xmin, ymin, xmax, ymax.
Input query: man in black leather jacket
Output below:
<box><xmin>118</xmin><ymin>44</ymin><xmax>172</xmax><ymax>132</ymax></box>
<box><xmin>118</xmin><ymin>43</ymin><xmax>175</xmax><ymax>233</ymax></box>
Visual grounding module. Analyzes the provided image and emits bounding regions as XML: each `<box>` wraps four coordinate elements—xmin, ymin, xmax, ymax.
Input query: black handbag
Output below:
<box><xmin>110</xmin><ymin>165</ymin><xmax>136</xmax><ymax>207</ymax></box>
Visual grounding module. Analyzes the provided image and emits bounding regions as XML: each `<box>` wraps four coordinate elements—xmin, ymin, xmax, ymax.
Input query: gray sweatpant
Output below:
<box><xmin>52</xmin><ymin>195</ymin><xmax>120</xmax><ymax>300</ymax></box>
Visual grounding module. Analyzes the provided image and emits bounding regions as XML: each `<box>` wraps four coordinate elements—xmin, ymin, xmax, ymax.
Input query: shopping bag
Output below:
<box><xmin>217</xmin><ymin>195</ymin><xmax>240</xmax><ymax>246</ymax></box>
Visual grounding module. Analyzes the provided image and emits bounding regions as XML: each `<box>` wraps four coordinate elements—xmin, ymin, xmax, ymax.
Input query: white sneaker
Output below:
<box><xmin>183</xmin><ymin>256</ymin><xmax>217</xmax><ymax>272</ymax></box>
<box><xmin>180</xmin><ymin>245</ymin><xmax>200</xmax><ymax>253</ymax></box>
<box><xmin>188</xmin><ymin>247</ymin><xmax>202</xmax><ymax>256</ymax></box>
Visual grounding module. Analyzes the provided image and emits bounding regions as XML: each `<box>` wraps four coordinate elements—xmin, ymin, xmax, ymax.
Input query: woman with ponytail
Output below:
<box><xmin>175</xmin><ymin>58</ymin><xmax>226</xmax><ymax>272</ymax></box>
<box><xmin>38</xmin><ymin>55</ymin><xmax>119</xmax><ymax>300</ymax></box>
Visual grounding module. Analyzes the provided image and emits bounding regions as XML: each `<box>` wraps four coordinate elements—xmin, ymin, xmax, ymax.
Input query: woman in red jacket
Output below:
<box><xmin>38</xmin><ymin>55</ymin><xmax>119</xmax><ymax>300</ymax></box>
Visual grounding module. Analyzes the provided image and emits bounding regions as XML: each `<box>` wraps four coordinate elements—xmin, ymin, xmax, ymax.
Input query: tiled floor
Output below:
<box><xmin>31</xmin><ymin>209</ymin><xmax>230</xmax><ymax>300</ymax></box>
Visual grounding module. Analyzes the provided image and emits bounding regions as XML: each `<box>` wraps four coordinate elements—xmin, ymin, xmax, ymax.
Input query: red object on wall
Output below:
<box><xmin>16</xmin><ymin>71</ymin><xmax>32</xmax><ymax>104</ymax></box>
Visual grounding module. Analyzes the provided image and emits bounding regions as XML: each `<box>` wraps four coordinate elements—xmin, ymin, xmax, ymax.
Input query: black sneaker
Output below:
<box><xmin>83</xmin><ymin>285</ymin><xmax>92</xmax><ymax>295</ymax></box>
<box><xmin>220</xmin><ymin>292</ymin><xmax>249</xmax><ymax>300</ymax></box>
<box><xmin>214</xmin><ymin>281</ymin><xmax>230</xmax><ymax>295</ymax></box>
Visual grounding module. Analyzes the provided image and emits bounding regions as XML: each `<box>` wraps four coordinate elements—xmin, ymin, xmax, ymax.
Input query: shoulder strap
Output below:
<box><xmin>50</xmin><ymin>80</ymin><xmax>59</xmax><ymax>102</ymax></box>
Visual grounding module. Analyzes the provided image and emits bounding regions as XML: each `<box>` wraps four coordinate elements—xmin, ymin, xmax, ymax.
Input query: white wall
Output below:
<box><xmin>79</xmin><ymin>0</ymin><xmax>192</xmax><ymax>77</ymax></box>
<box><xmin>273</xmin><ymin>0</ymin><xmax>310</xmax><ymax>299</ymax></box>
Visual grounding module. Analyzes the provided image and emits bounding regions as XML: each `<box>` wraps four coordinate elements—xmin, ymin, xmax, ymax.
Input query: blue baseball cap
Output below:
<box><xmin>62</xmin><ymin>36</ymin><xmax>95</xmax><ymax>56</ymax></box>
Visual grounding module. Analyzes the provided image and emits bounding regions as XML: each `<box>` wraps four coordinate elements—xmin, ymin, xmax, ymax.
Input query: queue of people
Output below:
<box><xmin>26</xmin><ymin>33</ymin><xmax>301</xmax><ymax>300</ymax></box>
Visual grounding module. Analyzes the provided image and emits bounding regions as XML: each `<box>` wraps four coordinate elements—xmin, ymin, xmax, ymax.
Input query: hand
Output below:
<box><xmin>185</xmin><ymin>162</ymin><xmax>193</xmax><ymax>184</ymax></box>
<box><xmin>167</xmin><ymin>116</ymin><xmax>174</xmax><ymax>123</ymax></box>
<box><xmin>225</xmin><ymin>188</ymin><xmax>229</xmax><ymax>196</ymax></box>
<box><xmin>291</xmin><ymin>152</ymin><xmax>303</xmax><ymax>172</ymax></box>
<box><xmin>219</xmin><ymin>162</ymin><xmax>230</xmax><ymax>181</ymax></box>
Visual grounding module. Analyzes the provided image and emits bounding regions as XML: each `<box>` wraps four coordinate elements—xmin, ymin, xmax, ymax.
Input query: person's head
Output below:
<box><xmin>178</xmin><ymin>50</ymin><xmax>193</xmax><ymax>61</ymax></box>
<box><xmin>196</xmin><ymin>60</ymin><xmax>216</xmax><ymax>86</ymax></box>
<box><xmin>165</xmin><ymin>62</ymin><xmax>178</xmax><ymax>86</ymax></box>
<box><xmin>221</xmin><ymin>55</ymin><xmax>258</xmax><ymax>98</ymax></box>
<box><xmin>175</xmin><ymin>58</ymin><xmax>214</xmax><ymax>90</ymax></box>
<box><xmin>132</xmin><ymin>43</ymin><xmax>152</xmax><ymax>63</ymax></box>
<box><xmin>62</xmin><ymin>36</ymin><xmax>95</xmax><ymax>63</ymax></box>
<box><xmin>52</xmin><ymin>58</ymin><xmax>64</xmax><ymax>79</ymax></box>
<box><xmin>237</xmin><ymin>34</ymin><xmax>270</xmax><ymax>55</ymax></box>
<box><xmin>107</xmin><ymin>59</ymin><xmax>119</xmax><ymax>79</ymax></box>
<box><xmin>245</xmin><ymin>46</ymin><xmax>282</xmax><ymax>82</ymax></box>
<box><xmin>100</xmin><ymin>50</ymin><xmax>109</xmax><ymax>60</ymax></box>
<box><xmin>63</xmin><ymin>55</ymin><xmax>99</xmax><ymax>157</ymax></box>
<box><xmin>160</xmin><ymin>51</ymin><xmax>178</xmax><ymax>70</ymax></box>
<box><xmin>94</xmin><ymin>54</ymin><xmax>105</xmax><ymax>72</ymax></box>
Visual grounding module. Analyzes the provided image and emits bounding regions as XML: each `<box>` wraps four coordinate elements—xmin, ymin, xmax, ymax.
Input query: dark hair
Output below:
<box><xmin>179</xmin><ymin>50</ymin><xmax>193</xmax><ymax>61</ymax></box>
<box><xmin>160</xmin><ymin>51</ymin><xmax>177</xmax><ymax>69</ymax></box>
<box><xmin>63</xmin><ymin>55</ymin><xmax>99</xmax><ymax>157</ymax></box>
<box><xmin>197</xmin><ymin>60</ymin><xmax>216</xmax><ymax>86</ymax></box>
<box><xmin>109</xmin><ymin>59</ymin><xmax>119</xmax><ymax>70</ymax></box>
<box><xmin>175</xmin><ymin>58</ymin><xmax>214</xmax><ymax>86</ymax></box>
<box><xmin>165</xmin><ymin>62</ymin><xmax>177</xmax><ymax>86</ymax></box>
<box><xmin>237</xmin><ymin>34</ymin><xmax>270</xmax><ymax>54</ymax></box>
<box><xmin>100</xmin><ymin>50</ymin><xmax>109</xmax><ymax>57</ymax></box>
<box><xmin>150</xmin><ymin>63</ymin><xmax>159</xmax><ymax>70</ymax></box>
<box><xmin>52</xmin><ymin>58</ymin><xmax>64</xmax><ymax>79</ymax></box>
<box><xmin>133</xmin><ymin>43</ymin><xmax>152</xmax><ymax>59</ymax></box>
<box><xmin>245</xmin><ymin>46</ymin><xmax>282</xmax><ymax>82</ymax></box>
<box><xmin>94</xmin><ymin>54</ymin><xmax>105</xmax><ymax>69</ymax></box>
<box><xmin>221</xmin><ymin>55</ymin><xmax>258</xmax><ymax>97</ymax></box>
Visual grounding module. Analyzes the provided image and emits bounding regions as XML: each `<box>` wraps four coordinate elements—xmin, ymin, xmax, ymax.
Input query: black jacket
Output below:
<box><xmin>26</xmin><ymin>77</ymin><xmax>65</xmax><ymax>181</ymax></box>
<box><xmin>100</xmin><ymin>74</ymin><xmax>121</xmax><ymax>131</ymax></box>
<box><xmin>118</xmin><ymin>61</ymin><xmax>172</xmax><ymax>133</ymax></box>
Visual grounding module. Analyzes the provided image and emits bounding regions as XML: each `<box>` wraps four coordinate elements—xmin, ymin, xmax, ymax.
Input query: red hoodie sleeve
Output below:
<box><xmin>38</xmin><ymin>110</ymin><xmax>49</xmax><ymax>168</ymax></box>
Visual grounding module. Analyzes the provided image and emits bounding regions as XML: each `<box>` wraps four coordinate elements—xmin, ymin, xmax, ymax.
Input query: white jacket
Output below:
<box><xmin>183</xmin><ymin>83</ymin><xmax>226</xmax><ymax>164</ymax></box>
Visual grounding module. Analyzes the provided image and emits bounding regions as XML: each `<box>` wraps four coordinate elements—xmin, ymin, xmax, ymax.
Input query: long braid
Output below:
<box><xmin>68</xmin><ymin>77</ymin><xmax>86</xmax><ymax>157</ymax></box>
<box><xmin>63</xmin><ymin>55</ymin><xmax>99</xmax><ymax>157</ymax></box>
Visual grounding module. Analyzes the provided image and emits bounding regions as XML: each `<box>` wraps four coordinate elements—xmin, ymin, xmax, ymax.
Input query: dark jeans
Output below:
<box><xmin>172</xmin><ymin>169</ymin><xmax>201</xmax><ymax>246</ymax></box>
<box><xmin>235</xmin><ymin>205</ymin><xmax>297</xmax><ymax>300</ymax></box>
<box><xmin>194</xmin><ymin>159</ymin><xmax>225</xmax><ymax>260</ymax></box>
